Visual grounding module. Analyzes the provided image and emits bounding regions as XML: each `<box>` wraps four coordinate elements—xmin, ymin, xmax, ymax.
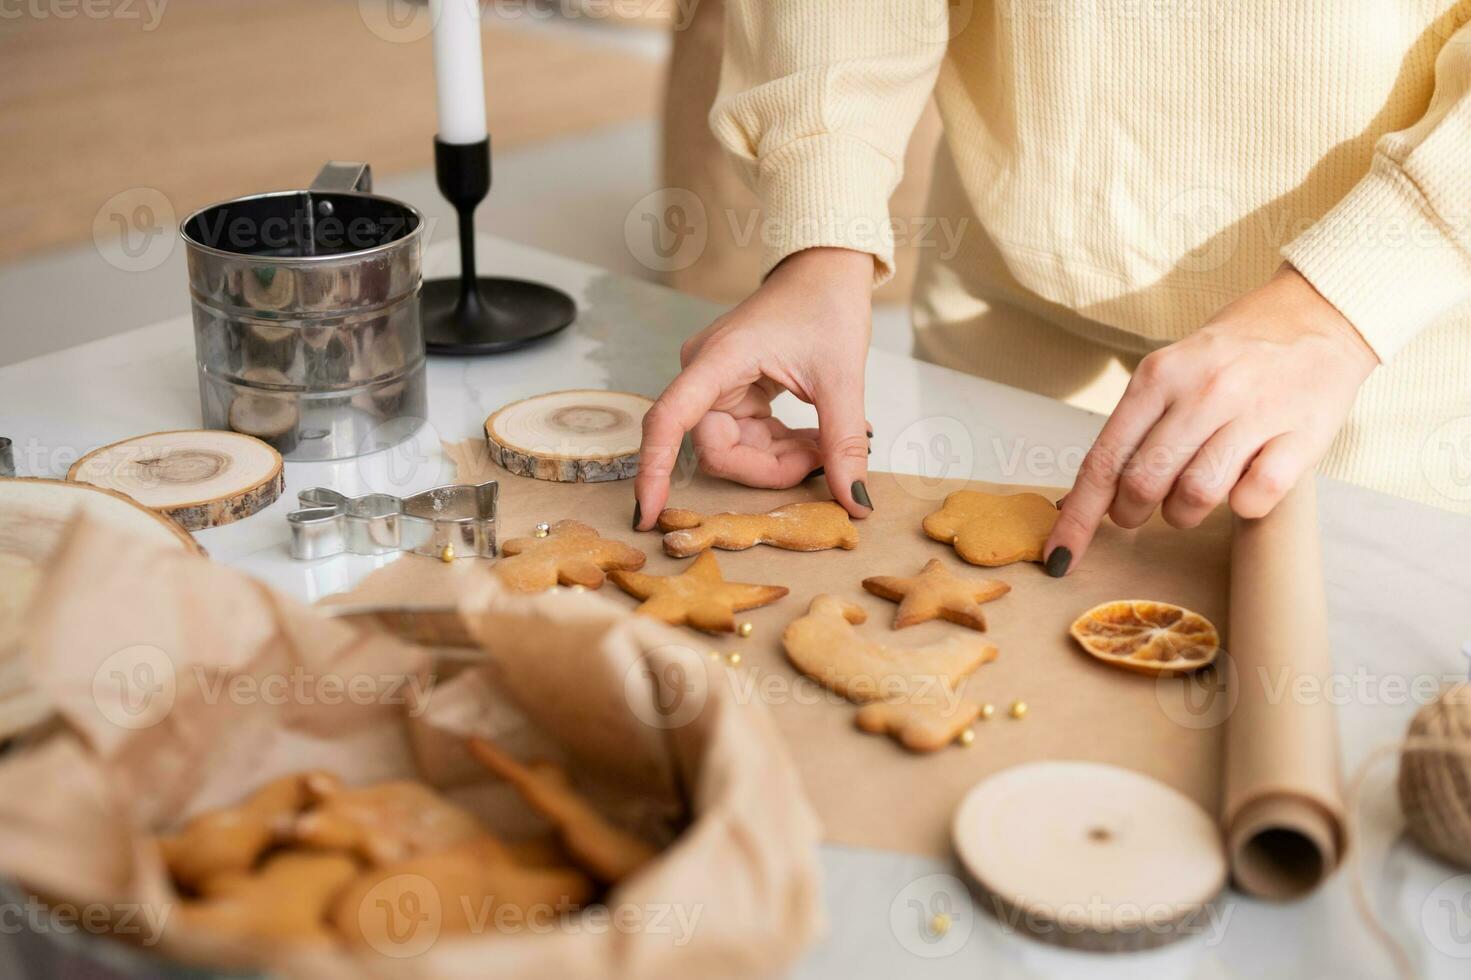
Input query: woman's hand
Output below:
<box><xmin>634</xmin><ymin>247</ymin><xmax>875</xmax><ymax>530</ymax></box>
<box><xmin>1043</xmin><ymin>263</ymin><xmax>1379</xmax><ymax>576</ymax></box>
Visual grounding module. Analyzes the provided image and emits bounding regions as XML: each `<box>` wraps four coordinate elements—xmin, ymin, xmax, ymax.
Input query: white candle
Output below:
<box><xmin>430</xmin><ymin>0</ymin><xmax>488</xmax><ymax>145</ymax></box>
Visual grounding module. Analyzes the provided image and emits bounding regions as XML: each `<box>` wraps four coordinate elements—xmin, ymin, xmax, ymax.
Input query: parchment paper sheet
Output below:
<box><xmin>342</xmin><ymin>440</ymin><xmax>1346</xmax><ymax>897</ymax></box>
<box><xmin>340</xmin><ymin>442</ymin><xmax>1233</xmax><ymax>858</ymax></box>
<box><xmin>1223</xmin><ymin>481</ymin><xmax>1348</xmax><ymax>899</ymax></box>
<box><xmin>0</xmin><ymin>514</ymin><xmax>824</xmax><ymax>978</ymax></box>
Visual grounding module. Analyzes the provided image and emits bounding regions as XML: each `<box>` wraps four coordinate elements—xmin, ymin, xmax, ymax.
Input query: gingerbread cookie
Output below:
<box><xmin>922</xmin><ymin>490</ymin><xmax>1059</xmax><ymax>566</ymax></box>
<box><xmin>657</xmin><ymin>501</ymin><xmax>858</xmax><ymax>558</ymax></box>
<box><xmin>609</xmin><ymin>551</ymin><xmax>787</xmax><ymax>632</ymax></box>
<box><xmin>856</xmin><ymin>699</ymin><xmax>982</xmax><ymax>752</ymax></box>
<box><xmin>496</xmin><ymin>519</ymin><xmax>646</xmax><ymax>592</ymax></box>
<box><xmin>862</xmin><ymin>558</ymin><xmax>1010</xmax><ymax>631</ymax></box>
<box><xmin>781</xmin><ymin>596</ymin><xmax>998</xmax><ymax>703</ymax></box>
<box><xmin>292</xmin><ymin>776</ymin><xmax>487</xmax><ymax>866</ymax></box>
<box><xmin>468</xmin><ymin>737</ymin><xmax>657</xmax><ymax>884</ymax></box>
<box><xmin>159</xmin><ymin>771</ymin><xmax>329</xmax><ymax>890</ymax></box>
<box><xmin>179</xmin><ymin>851</ymin><xmax>360</xmax><ymax>943</ymax></box>
<box><xmin>332</xmin><ymin>836</ymin><xmax>593</xmax><ymax>946</ymax></box>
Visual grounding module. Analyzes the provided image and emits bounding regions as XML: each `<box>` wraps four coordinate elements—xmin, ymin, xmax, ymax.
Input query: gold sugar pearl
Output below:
<box><xmin>737</xmin><ymin>621</ymin><xmax>754</xmax><ymax>638</ymax></box>
<box><xmin>1009</xmin><ymin>700</ymin><xmax>1028</xmax><ymax>719</ymax></box>
<box><xmin>708</xmin><ymin>651</ymin><xmax>722</xmax><ymax>660</ymax></box>
<box><xmin>438</xmin><ymin>544</ymin><xmax>455</xmax><ymax>563</ymax></box>
<box><xmin>726</xmin><ymin>652</ymin><xmax>742</xmax><ymax>666</ymax></box>
<box><xmin>958</xmin><ymin>728</ymin><xmax>976</xmax><ymax>747</ymax></box>
<box><xmin>929</xmin><ymin>913</ymin><xmax>951</xmax><ymax>937</ymax></box>
<box><xmin>534</xmin><ymin>523</ymin><xmax>551</xmax><ymax>538</ymax></box>
<box><xmin>978</xmin><ymin>703</ymin><xmax>995</xmax><ymax>720</ymax></box>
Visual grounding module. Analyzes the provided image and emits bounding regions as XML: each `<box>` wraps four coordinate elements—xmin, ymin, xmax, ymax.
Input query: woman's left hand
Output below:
<box><xmin>1043</xmin><ymin>263</ymin><xmax>1379</xmax><ymax>577</ymax></box>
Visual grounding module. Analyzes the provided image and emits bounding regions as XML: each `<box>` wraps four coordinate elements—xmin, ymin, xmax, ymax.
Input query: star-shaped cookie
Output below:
<box><xmin>862</xmin><ymin>559</ymin><xmax>1010</xmax><ymax>631</ymax></box>
<box><xmin>922</xmin><ymin>490</ymin><xmax>1059</xmax><ymax>566</ymax></box>
<box><xmin>495</xmin><ymin>520</ymin><xmax>646</xmax><ymax>593</ymax></box>
<box><xmin>608</xmin><ymin>551</ymin><xmax>788</xmax><ymax>632</ymax></box>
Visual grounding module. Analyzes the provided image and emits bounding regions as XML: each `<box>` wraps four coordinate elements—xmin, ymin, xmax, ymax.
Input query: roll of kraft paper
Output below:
<box><xmin>1223</xmin><ymin>480</ymin><xmax>1349</xmax><ymax>899</ymax></box>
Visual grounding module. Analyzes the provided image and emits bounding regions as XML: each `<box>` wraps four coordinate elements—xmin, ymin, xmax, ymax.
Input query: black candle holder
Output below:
<box><xmin>421</xmin><ymin>137</ymin><xmax>577</xmax><ymax>355</ymax></box>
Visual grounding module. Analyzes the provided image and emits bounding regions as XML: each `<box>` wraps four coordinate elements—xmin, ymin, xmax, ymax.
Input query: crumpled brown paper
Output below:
<box><xmin>0</xmin><ymin>514</ymin><xmax>825</xmax><ymax>979</ymax></box>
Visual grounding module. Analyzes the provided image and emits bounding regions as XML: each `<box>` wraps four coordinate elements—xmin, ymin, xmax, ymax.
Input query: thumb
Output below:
<box><xmin>813</xmin><ymin>380</ymin><xmax>873</xmax><ymax>517</ymax></box>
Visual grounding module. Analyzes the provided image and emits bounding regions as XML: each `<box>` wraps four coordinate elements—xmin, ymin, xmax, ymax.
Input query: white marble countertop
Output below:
<box><xmin>2</xmin><ymin>235</ymin><xmax>1470</xmax><ymax>979</ymax></box>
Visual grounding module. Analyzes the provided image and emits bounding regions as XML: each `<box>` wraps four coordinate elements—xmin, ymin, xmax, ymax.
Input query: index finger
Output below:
<box><xmin>634</xmin><ymin>361</ymin><xmax>726</xmax><ymax>530</ymax></box>
<box><xmin>1044</xmin><ymin>388</ymin><xmax>1166</xmax><ymax>576</ymax></box>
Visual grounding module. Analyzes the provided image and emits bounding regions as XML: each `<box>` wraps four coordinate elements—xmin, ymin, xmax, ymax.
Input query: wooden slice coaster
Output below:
<box><xmin>952</xmin><ymin>761</ymin><xmax>1226</xmax><ymax>952</ymax></box>
<box><xmin>67</xmin><ymin>430</ymin><xmax>284</xmax><ymax>531</ymax></box>
<box><xmin>485</xmin><ymin>389</ymin><xmax>652</xmax><ymax>482</ymax></box>
<box><xmin>0</xmin><ymin>477</ymin><xmax>204</xmax><ymax>739</ymax></box>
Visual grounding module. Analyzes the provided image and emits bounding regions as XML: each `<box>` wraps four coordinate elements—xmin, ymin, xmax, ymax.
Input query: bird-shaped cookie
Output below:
<box><xmin>495</xmin><ymin>520</ymin><xmax>646</xmax><ymax>592</ymax></box>
<box><xmin>609</xmin><ymin>551</ymin><xmax>788</xmax><ymax>632</ymax></box>
<box><xmin>862</xmin><ymin>558</ymin><xmax>1010</xmax><ymax>631</ymax></box>
<box><xmin>782</xmin><ymin>595</ymin><xmax>998</xmax><ymax>703</ymax></box>
<box><xmin>856</xmin><ymin>699</ymin><xmax>983</xmax><ymax>752</ymax></box>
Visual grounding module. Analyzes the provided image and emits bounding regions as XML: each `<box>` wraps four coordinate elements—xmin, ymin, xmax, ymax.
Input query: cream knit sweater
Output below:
<box><xmin>710</xmin><ymin>1</ymin><xmax>1471</xmax><ymax>512</ymax></box>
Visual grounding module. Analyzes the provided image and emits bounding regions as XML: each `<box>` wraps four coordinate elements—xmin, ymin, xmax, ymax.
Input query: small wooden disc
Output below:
<box><xmin>952</xmin><ymin>761</ymin><xmax>1226</xmax><ymax>952</ymax></box>
<box><xmin>68</xmin><ymin>430</ymin><xmax>284</xmax><ymax>530</ymax></box>
<box><xmin>484</xmin><ymin>389</ymin><xmax>651</xmax><ymax>482</ymax></box>
<box><xmin>0</xmin><ymin>477</ymin><xmax>204</xmax><ymax>739</ymax></box>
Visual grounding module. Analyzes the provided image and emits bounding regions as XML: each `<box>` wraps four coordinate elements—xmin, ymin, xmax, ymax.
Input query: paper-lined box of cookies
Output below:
<box><xmin>0</xmin><ymin>515</ymin><xmax>823</xmax><ymax>979</ymax></box>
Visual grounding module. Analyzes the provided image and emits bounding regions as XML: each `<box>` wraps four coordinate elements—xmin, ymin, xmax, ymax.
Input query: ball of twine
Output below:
<box><xmin>1396</xmin><ymin>681</ymin><xmax>1471</xmax><ymax>870</ymax></box>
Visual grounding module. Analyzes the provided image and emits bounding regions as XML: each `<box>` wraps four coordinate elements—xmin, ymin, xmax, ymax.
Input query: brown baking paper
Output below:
<box><xmin>330</xmin><ymin>441</ymin><xmax>1232</xmax><ymax>859</ymax></box>
<box><xmin>0</xmin><ymin>514</ymin><xmax>824</xmax><ymax>978</ymax></box>
<box><xmin>1222</xmin><ymin>481</ymin><xmax>1348</xmax><ymax>899</ymax></box>
<box><xmin>350</xmin><ymin>438</ymin><xmax>1342</xmax><ymax>899</ymax></box>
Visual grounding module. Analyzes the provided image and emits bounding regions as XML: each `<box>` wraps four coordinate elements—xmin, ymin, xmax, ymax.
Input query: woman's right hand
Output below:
<box><xmin>633</xmin><ymin>246</ymin><xmax>877</xmax><ymax>530</ymax></box>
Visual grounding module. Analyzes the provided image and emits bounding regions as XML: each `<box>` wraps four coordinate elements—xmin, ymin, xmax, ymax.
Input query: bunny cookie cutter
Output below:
<box><xmin>287</xmin><ymin>482</ymin><xmax>498</xmax><ymax>560</ymax></box>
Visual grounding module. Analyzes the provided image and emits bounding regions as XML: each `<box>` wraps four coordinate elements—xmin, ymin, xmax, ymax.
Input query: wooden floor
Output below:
<box><xmin>0</xmin><ymin>0</ymin><xmax>664</xmax><ymax>261</ymax></box>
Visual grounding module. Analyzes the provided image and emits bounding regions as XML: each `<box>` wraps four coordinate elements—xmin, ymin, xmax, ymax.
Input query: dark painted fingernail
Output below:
<box><xmin>632</xmin><ymin>500</ymin><xmax>642</xmax><ymax>530</ymax></box>
<box><xmin>805</xmin><ymin>466</ymin><xmax>825</xmax><ymax>481</ymax></box>
<box><xmin>851</xmin><ymin>480</ymin><xmax>873</xmax><ymax>510</ymax></box>
<box><xmin>866</xmin><ymin>429</ymin><xmax>873</xmax><ymax>438</ymax></box>
<box><xmin>1045</xmin><ymin>546</ymin><xmax>1072</xmax><ymax>578</ymax></box>
<box><xmin>1055</xmin><ymin>493</ymin><xmax>1068</xmax><ymax>510</ymax></box>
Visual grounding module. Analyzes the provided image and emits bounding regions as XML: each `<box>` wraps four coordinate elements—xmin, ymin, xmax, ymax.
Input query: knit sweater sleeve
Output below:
<box><xmin>1284</xmin><ymin>20</ymin><xmax>1471</xmax><ymax>361</ymax></box>
<box><xmin>708</xmin><ymin>1</ymin><xmax>948</xmax><ymax>285</ymax></box>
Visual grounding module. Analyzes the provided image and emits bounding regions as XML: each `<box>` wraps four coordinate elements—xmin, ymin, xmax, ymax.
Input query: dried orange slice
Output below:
<box><xmin>1069</xmin><ymin>600</ymin><xmax>1219</xmax><ymax>676</ymax></box>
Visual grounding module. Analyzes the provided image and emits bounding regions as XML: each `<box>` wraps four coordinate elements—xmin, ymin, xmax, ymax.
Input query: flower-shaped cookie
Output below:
<box><xmin>922</xmin><ymin>491</ymin><xmax>1059</xmax><ymax>567</ymax></box>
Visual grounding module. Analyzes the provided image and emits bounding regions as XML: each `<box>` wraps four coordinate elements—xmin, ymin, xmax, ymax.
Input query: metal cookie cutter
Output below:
<box><xmin>287</xmin><ymin>482</ymin><xmax>498</xmax><ymax>560</ymax></box>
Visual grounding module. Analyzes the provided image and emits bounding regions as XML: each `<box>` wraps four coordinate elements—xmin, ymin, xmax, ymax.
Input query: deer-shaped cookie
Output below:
<box><xmin>657</xmin><ymin>501</ymin><xmax>859</xmax><ymax>558</ymax></box>
<box><xmin>781</xmin><ymin>595</ymin><xmax>997</xmax><ymax>703</ymax></box>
